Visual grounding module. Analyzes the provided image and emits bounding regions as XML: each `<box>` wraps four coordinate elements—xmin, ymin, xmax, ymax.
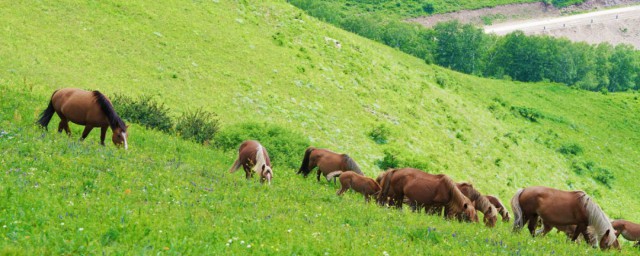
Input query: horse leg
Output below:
<box><xmin>81</xmin><ymin>126</ymin><xmax>94</xmax><ymax>141</ymax></box>
<box><xmin>100</xmin><ymin>126</ymin><xmax>108</xmax><ymax>145</ymax></box>
<box><xmin>571</xmin><ymin>224</ymin><xmax>587</xmax><ymax>242</ymax></box>
<box><xmin>316</xmin><ymin>169</ymin><xmax>322</xmax><ymax>182</ymax></box>
<box><xmin>58</xmin><ymin>119</ymin><xmax>71</xmax><ymax>135</ymax></box>
<box><xmin>527</xmin><ymin>215</ymin><xmax>538</xmax><ymax>236</ymax></box>
<box><xmin>243</xmin><ymin>165</ymin><xmax>252</xmax><ymax>180</ymax></box>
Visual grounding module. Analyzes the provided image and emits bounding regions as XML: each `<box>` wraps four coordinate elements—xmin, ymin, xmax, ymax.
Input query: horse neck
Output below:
<box><xmin>580</xmin><ymin>194</ymin><xmax>615</xmax><ymax>246</ymax></box>
<box><xmin>476</xmin><ymin>196</ymin><xmax>496</xmax><ymax>216</ymax></box>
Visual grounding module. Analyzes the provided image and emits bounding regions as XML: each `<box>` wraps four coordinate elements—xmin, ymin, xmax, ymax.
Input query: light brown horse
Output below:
<box><xmin>457</xmin><ymin>183</ymin><xmax>498</xmax><ymax>228</ymax></box>
<box><xmin>377</xmin><ymin>168</ymin><xmax>478</xmax><ymax>222</ymax></box>
<box><xmin>511</xmin><ymin>186</ymin><xmax>619</xmax><ymax>250</ymax></box>
<box><xmin>37</xmin><ymin>88</ymin><xmax>128</xmax><ymax>148</ymax></box>
<box><xmin>298</xmin><ymin>147</ymin><xmax>363</xmax><ymax>182</ymax></box>
<box><xmin>327</xmin><ymin>170</ymin><xmax>380</xmax><ymax>202</ymax></box>
<box><xmin>486</xmin><ymin>195</ymin><xmax>511</xmax><ymax>222</ymax></box>
<box><xmin>611</xmin><ymin>219</ymin><xmax>640</xmax><ymax>247</ymax></box>
<box><xmin>228</xmin><ymin>140</ymin><xmax>273</xmax><ymax>184</ymax></box>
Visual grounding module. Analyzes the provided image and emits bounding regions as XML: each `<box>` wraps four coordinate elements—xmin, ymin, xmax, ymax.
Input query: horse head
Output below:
<box><xmin>502</xmin><ymin>209</ymin><xmax>511</xmax><ymax>222</ymax></box>
<box><xmin>112</xmin><ymin>126</ymin><xmax>129</xmax><ymax>149</ymax></box>
<box><xmin>260</xmin><ymin>164</ymin><xmax>273</xmax><ymax>185</ymax></box>
<box><xmin>463</xmin><ymin>202</ymin><xmax>479</xmax><ymax>223</ymax></box>
<box><xmin>599</xmin><ymin>229</ymin><xmax>620</xmax><ymax>250</ymax></box>
<box><xmin>483</xmin><ymin>205</ymin><xmax>498</xmax><ymax>228</ymax></box>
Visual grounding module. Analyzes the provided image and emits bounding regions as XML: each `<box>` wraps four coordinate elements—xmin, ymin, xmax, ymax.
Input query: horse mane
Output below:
<box><xmin>253</xmin><ymin>145</ymin><xmax>268</xmax><ymax>175</ymax></box>
<box><xmin>378</xmin><ymin>169</ymin><xmax>396</xmax><ymax>205</ymax></box>
<box><xmin>93</xmin><ymin>91</ymin><xmax>127</xmax><ymax>131</ymax></box>
<box><xmin>342</xmin><ymin>154</ymin><xmax>363</xmax><ymax>175</ymax></box>
<box><xmin>442</xmin><ymin>175</ymin><xmax>470</xmax><ymax>211</ymax></box>
<box><xmin>460</xmin><ymin>183</ymin><xmax>497</xmax><ymax>218</ymax></box>
<box><xmin>580</xmin><ymin>192</ymin><xmax>616</xmax><ymax>247</ymax></box>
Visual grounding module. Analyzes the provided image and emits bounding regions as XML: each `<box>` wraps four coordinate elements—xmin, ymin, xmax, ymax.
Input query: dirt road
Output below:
<box><xmin>483</xmin><ymin>5</ymin><xmax>640</xmax><ymax>48</ymax></box>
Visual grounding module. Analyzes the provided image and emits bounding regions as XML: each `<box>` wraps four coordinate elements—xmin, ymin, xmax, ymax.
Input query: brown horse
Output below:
<box><xmin>611</xmin><ymin>219</ymin><xmax>640</xmax><ymax>247</ymax></box>
<box><xmin>37</xmin><ymin>88</ymin><xmax>128</xmax><ymax>148</ymax></box>
<box><xmin>377</xmin><ymin>168</ymin><xmax>478</xmax><ymax>222</ymax></box>
<box><xmin>486</xmin><ymin>195</ymin><xmax>511</xmax><ymax>222</ymax></box>
<box><xmin>298</xmin><ymin>147</ymin><xmax>363</xmax><ymax>182</ymax></box>
<box><xmin>511</xmin><ymin>186</ymin><xmax>619</xmax><ymax>250</ymax></box>
<box><xmin>228</xmin><ymin>140</ymin><xmax>273</xmax><ymax>184</ymax></box>
<box><xmin>457</xmin><ymin>183</ymin><xmax>498</xmax><ymax>228</ymax></box>
<box><xmin>326</xmin><ymin>171</ymin><xmax>380</xmax><ymax>202</ymax></box>
<box><xmin>536</xmin><ymin>223</ymin><xmax>596</xmax><ymax>245</ymax></box>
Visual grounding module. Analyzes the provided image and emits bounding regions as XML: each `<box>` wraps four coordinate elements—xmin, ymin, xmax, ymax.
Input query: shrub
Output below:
<box><xmin>175</xmin><ymin>108</ymin><xmax>220</xmax><ymax>144</ymax></box>
<box><xmin>592</xmin><ymin>167</ymin><xmax>614</xmax><ymax>188</ymax></box>
<box><xmin>368</xmin><ymin>124</ymin><xmax>390</xmax><ymax>144</ymax></box>
<box><xmin>558</xmin><ymin>143</ymin><xmax>583</xmax><ymax>156</ymax></box>
<box><xmin>214</xmin><ymin>122</ymin><xmax>310</xmax><ymax>169</ymax></box>
<box><xmin>510</xmin><ymin>106</ymin><xmax>544</xmax><ymax>122</ymax></box>
<box><xmin>111</xmin><ymin>94</ymin><xmax>173</xmax><ymax>132</ymax></box>
<box><xmin>375</xmin><ymin>150</ymin><xmax>399</xmax><ymax>170</ymax></box>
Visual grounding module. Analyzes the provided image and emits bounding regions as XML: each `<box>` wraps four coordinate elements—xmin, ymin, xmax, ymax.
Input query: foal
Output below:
<box><xmin>327</xmin><ymin>171</ymin><xmax>380</xmax><ymax>202</ymax></box>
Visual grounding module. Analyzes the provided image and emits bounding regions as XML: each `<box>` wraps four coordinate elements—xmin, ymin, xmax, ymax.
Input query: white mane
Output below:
<box><xmin>580</xmin><ymin>194</ymin><xmax>616</xmax><ymax>247</ymax></box>
<box><xmin>253</xmin><ymin>145</ymin><xmax>269</xmax><ymax>176</ymax></box>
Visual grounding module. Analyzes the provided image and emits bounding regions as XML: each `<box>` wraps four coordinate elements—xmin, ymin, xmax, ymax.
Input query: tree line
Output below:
<box><xmin>291</xmin><ymin>0</ymin><xmax>640</xmax><ymax>92</ymax></box>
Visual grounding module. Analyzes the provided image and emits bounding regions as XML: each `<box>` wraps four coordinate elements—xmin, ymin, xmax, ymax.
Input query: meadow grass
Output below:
<box><xmin>0</xmin><ymin>0</ymin><xmax>639</xmax><ymax>254</ymax></box>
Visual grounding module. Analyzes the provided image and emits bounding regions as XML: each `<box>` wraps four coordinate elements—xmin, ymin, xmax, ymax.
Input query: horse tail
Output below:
<box><xmin>378</xmin><ymin>169</ymin><xmax>395</xmax><ymax>205</ymax></box>
<box><xmin>326</xmin><ymin>171</ymin><xmax>343</xmax><ymax>181</ymax></box>
<box><xmin>297</xmin><ymin>147</ymin><xmax>315</xmax><ymax>176</ymax></box>
<box><xmin>511</xmin><ymin>188</ymin><xmax>525</xmax><ymax>232</ymax></box>
<box><xmin>343</xmin><ymin>154</ymin><xmax>363</xmax><ymax>175</ymax></box>
<box><xmin>228</xmin><ymin>157</ymin><xmax>242</xmax><ymax>173</ymax></box>
<box><xmin>37</xmin><ymin>90</ymin><xmax>58</xmax><ymax>129</ymax></box>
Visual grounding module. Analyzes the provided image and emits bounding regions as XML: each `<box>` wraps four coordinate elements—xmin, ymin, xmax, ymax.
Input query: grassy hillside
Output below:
<box><xmin>1</xmin><ymin>0</ymin><xmax>639</xmax><ymax>254</ymax></box>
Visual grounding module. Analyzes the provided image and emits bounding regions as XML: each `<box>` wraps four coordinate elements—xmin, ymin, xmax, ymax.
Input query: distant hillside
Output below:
<box><xmin>1</xmin><ymin>0</ymin><xmax>639</xmax><ymax>253</ymax></box>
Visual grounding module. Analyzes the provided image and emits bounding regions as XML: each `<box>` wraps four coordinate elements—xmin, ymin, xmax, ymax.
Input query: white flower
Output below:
<box><xmin>61</xmin><ymin>222</ymin><xmax>65</xmax><ymax>226</ymax></box>
<box><xmin>78</xmin><ymin>228</ymin><xmax>84</xmax><ymax>231</ymax></box>
<box><xmin>226</xmin><ymin>243</ymin><xmax>230</xmax><ymax>246</ymax></box>
<box><xmin>247</xmin><ymin>244</ymin><xmax>252</xmax><ymax>248</ymax></box>
<box><xmin>228</xmin><ymin>239</ymin><xmax>233</xmax><ymax>243</ymax></box>
<box><xmin>287</xmin><ymin>229</ymin><xmax>292</xmax><ymax>233</ymax></box>
<box><xmin>240</xmin><ymin>240</ymin><xmax>245</xmax><ymax>244</ymax></box>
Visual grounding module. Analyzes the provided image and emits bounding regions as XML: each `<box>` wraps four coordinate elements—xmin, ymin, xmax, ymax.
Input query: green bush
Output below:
<box><xmin>557</xmin><ymin>143</ymin><xmax>583</xmax><ymax>156</ymax></box>
<box><xmin>214</xmin><ymin>122</ymin><xmax>310</xmax><ymax>169</ymax></box>
<box><xmin>368</xmin><ymin>124</ymin><xmax>390</xmax><ymax>144</ymax></box>
<box><xmin>592</xmin><ymin>167</ymin><xmax>614</xmax><ymax>188</ymax></box>
<box><xmin>511</xmin><ymin>106</ymin><xmax>544</xmax><ymax>122</ymax></box>
<box><xmin>175</xmin><ymin>108</ymin><xmax>220</xmax><ymax>144</ymax></box>
<box><xmin>111</xmin><ymin>94</ymin><xmax>173</xmax><ymax>132</ymax></box>
<box><xmin>375</xmin><ymin>150</ymin><xmax>399</xmax><ymax>170</ymax></box>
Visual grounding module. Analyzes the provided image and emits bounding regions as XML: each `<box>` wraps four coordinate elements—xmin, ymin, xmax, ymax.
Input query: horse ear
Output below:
<box><xmin>261</xmin><ymin>164</ymin><xmax>266</xmax><ymax>171</ymax></box>
<box><xmin>603</xmin><ymin>229</ymin><xmax>611</xmax><ymax>237</ymax></box>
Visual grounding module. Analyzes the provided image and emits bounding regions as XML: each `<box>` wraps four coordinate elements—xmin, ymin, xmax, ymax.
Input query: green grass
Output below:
<box><xmin>1</xmin><ymin>0</ymin><xmax>640</xmax><ymax>254</ymax></box>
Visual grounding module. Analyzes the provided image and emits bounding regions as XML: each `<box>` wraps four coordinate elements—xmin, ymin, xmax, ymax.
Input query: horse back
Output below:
<box><xmin>52</xmin><ymin>88</ymin><xmax>108</xmax><ymax>126</ymax></box>
<box><xmin>521</xmin><ymin>186</ymin><xmax>587</xmax><ymax>225</ymax></box>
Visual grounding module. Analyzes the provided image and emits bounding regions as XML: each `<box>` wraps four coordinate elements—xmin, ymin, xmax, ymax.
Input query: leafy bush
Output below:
<box><xmin>214</xmin><ymin>122</ymin><xmax>310</xmax><ymax>169</ymax></box>
<box><xmin>175</xmin><ymin>108</ymin><xmax>220</xmax><ymax>144</ymax></box>
<box><xmin>375</xmin><ymin>149</ymin><xmax>432</xmax><ymax>171</ymax></box>
<box><xmin>511</xmin><ymin>106</ymin><xmax>544</xmax><ymax>122</ymax></box>
<box><xmin>111</xmin><ymin>94</ymin><xmax>173</xmax><ymax>132</ymax></box>
<box><xmin>375</xmin><ymin>150</ymin><xmax>399</xmax><ymax>170</ymax></box>
<box><xmin>368</xmin><ymin>124</ymin><xmax>390</xmax><ymax>144</ymax></box>
<box><xmin>558</xmin><ymin>143</ymin><xmax>583</xmax><ymax>156</ymax></box>
<box><xmin>592</xmin><ymin>167</ymin><xmax>614</xmax><ymax>188</ymax></box>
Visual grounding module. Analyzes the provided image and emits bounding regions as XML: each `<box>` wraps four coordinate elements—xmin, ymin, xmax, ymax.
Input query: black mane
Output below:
<box><xmin>93</xmin><ymin>90</ymin><xmax>127</xmax><ymax>131</ymax></box>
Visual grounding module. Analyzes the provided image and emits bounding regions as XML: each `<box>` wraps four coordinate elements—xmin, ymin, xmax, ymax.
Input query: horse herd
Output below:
<box><xmin>36</xmin><ymin>89</ymin><xmax>639</xmax><ymax>251</ymax></box>
<box><xmin>231</xmin><ymin>140</ymin><xmax>640</xmax><ymax>251</ymax></box>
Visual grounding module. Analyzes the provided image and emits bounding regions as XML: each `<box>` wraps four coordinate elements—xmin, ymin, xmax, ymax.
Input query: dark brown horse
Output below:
<box><xmin>228</xmin><ymin>140</ymin><xmax>273</xmax><ymax>184</ymax></box>
<box><xmin>457</xmin><ymin>183</ymin><xmax>498</xmax><ymax>227</ymax></box>
<box><xmin>486</xmin><ymin>195</ymin><xmax>511</xmax><ymax>222</ymax></box>
<box><xmin>298</xmin><ymin>147</ymin><xmax>362</xmax><ymax>182</ymax></box>
<box><xmin>511</xmin><ymin>186</ymin><xmax>619</xmax><ymax>250</ymax></box>
<box><xmin>611</xmin><ymin>219</ymin><xmax>640</xmax><ymax>247</ymax></box>
<box><xmin>37</xmin><ymin>88</ymin><xmax>128</xmax><ymax>148</ymax></box>
<box><xmin>377</xmin><ymin>168</ymin><xmax>477</xmax><ymax>222</ymax></box>
<box><xmin>327</xmin><ymin>171</ymin><xmax>380</xmax><ymax>202</ymax></box>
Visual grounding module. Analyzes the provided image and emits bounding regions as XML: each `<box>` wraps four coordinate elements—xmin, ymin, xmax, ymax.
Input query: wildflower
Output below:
<box><xmin>228</xmin><ymin>239</ymin><xmax>233</xmax><ymax>243</ymax></box>
<box><xmin>247</xmin><ymin>244</ymin><xmax>252</xmax><ymax>248</ymax></box>
<box><xmin>240</xmin><ymin>240</ymin><xmax>245</xmax><ymax>244</ymax></box>
<box><xmin>287</xmin><ymin>229</ymin><xmax>292</xmax><ymax>233</ymax></box>
<box><xmin>78</xmin><ymin>228</ymin><xmax>84</xmax><ymax>231</ymax></box>
<box><xmin>383</xmin><ymin>251</ymin><xmax>390</xmax><ymax>256</ymax></box>
<box><xmin>163</xmin><ymin>247</ymin><xmax>169</xmax><ymax>250</ymax></box>
<box><xmin>61</xmin><ymin>222</ymin><xmax>65</xmax><ymax>226</ymax></box>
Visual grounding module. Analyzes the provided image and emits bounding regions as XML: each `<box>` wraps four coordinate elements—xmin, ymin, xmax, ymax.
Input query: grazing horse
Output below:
<box><xmin>297</xmin><ymin>147</ymin><xmax>363</xmax><ymax>182</ymax></box>
<box><xmin>611</xmin><ymin>219</ymin><xmax>640</xmax><ymax>247</ymax></box>
<box><xmin>511</xmin><ymin>186</ymin><xmax>619</xmax><ymax>250</ymax></box>
<box><xmin>326</xmin><ymin>171</ymin><xmax>380</xmax><ymax>202</ymax></box>
<box><xmin>377</xmin><ymin>168</ymin><xmax>478</xmax><ymax>222</ymax></box>
<box><xmin>486</xmin><ymin>195</ymin><xmax>511</xmax><ymax>222</ymax></box>
<box><xmin>228</xmin><ymin>140</ymin><xmax>273</xmax><ymax>184</ymax></box>
<box><xmin>37</xmin><ymin>88</ymin><xmax>128</xmax><ymax>149</ymax></box>
<box><xmin>535</xmin><ymin>223</ymin><xmax>596</xmax><ymax>245</ymax></box>
<box><xmin>457</xmin><ymin>183</ymin><xmax>498</xmax><ymax>228</ymax></box>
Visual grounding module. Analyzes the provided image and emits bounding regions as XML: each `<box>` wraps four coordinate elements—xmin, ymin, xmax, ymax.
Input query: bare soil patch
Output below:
<box><xmin>409</xmin><ymin>0</ymin><xmax>640</xmax><ymax>49</ymax></box>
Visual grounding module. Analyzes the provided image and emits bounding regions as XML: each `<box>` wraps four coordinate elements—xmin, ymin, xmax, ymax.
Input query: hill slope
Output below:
<box><xmin>1</xmin><ymin>0</ymin><xmax>639</xmax><ymax>253</ymax></box>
